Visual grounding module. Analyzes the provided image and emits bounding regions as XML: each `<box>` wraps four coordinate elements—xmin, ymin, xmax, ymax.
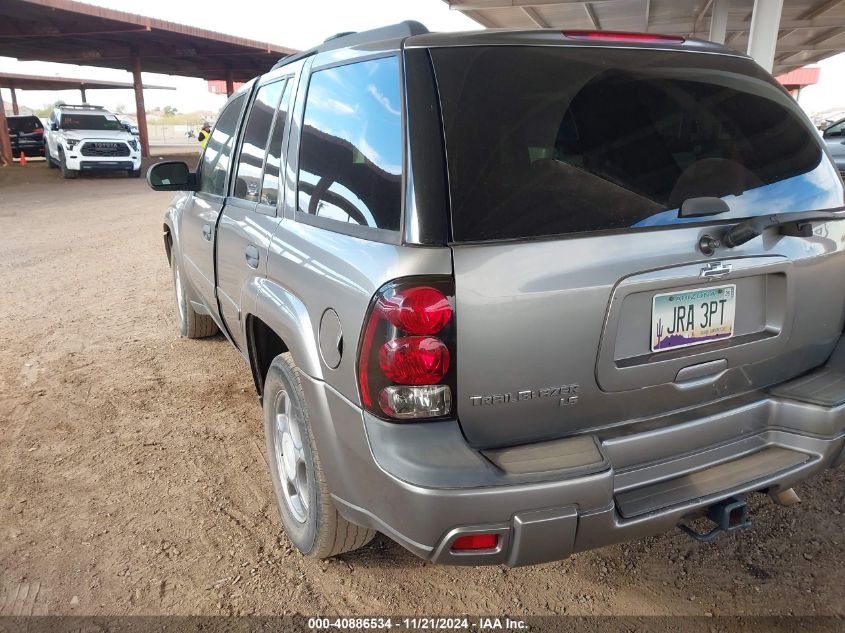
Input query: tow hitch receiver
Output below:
<box><xmin>679</xmin><ymin>497</ymin><xmax>752</xmax><ymax>542</ymax></box>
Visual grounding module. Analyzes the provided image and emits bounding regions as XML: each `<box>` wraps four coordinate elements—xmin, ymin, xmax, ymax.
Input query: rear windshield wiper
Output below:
<box><xmin>721</xmin><ymin>210</ymin><xmax>845</xmax><ymax>248</ymax></box>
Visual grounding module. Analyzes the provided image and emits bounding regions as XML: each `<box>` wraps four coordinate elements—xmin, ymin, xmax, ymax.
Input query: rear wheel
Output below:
<box><xmin>264</xmin><ymin>353</ymin><xmax>375</xmax><ymax>558</ymax></box>
<box><xmin>171</xmin><ymin>258</ymin><xmax>218</xmax><ymax>338</ymax></box>
<box><xmin>59</xmin><ymin>151</ymin><xmax>78</xmax><ymax>179</ymax></box>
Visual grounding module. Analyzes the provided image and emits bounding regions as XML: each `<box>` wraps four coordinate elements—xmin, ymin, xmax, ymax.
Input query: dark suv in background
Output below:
<box><xmin>149</xmin><ymin>23</ymin><xmax>845</xmax><ymax>566</ymax></box>
<box><xmin>7</xmin><ymin>114</ymin><xmax>45</xmax><ymax>158</ymax></box>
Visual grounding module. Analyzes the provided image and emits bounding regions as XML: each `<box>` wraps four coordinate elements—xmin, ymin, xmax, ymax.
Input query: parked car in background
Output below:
<box><xmin>120</xmin><ymin>120</ymin><xmax>139</xmax><ymax>136</ymax></box>
<box><xmin>44</xmin><ymin>104</ymin><xmax>141</xmax><ymax>179</ymax></box>
<box><xmin>822</xmin><ymin>118</ymin><xmax>845</xmax><ymax>175</ymax></box>
<box><xmin>7</xmin><ymin>114</ymin><xmax>45</xmax><ymax>158</ymax></box>
<box><xmin>148</xmin><ymin>23</ymin><xmax>845</xmax><ymax>567</ymax></box>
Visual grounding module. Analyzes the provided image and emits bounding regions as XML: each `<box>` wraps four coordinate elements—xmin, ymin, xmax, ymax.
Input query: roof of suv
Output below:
<box><xmin>57</xmin><ymin>104</ymin><xmax>110</xmax><ymax>114</ymax></box>
<box><xmin>271</xmin><ymin>21</ymin><xmax>750</xmax><ymax>70</ymax></box>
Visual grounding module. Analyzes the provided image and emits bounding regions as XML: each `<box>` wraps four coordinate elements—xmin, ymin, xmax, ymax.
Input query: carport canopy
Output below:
<box><xmin>0</xmin><ymin>0</ymin><xmax>297</xmax><ymax>163</ymax></box>
<box><xmin>444</xmin><ymin>1</ymin><xmax>845</xmax><ymax>74</ymax></box>
<box><xmin>0</xmin><ymin>71</ymin><xmax>174</xmax><ymax>114</ymax></box>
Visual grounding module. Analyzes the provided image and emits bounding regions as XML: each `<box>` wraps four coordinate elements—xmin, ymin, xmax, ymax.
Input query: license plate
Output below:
<box><xmin>651</xmin><ymin>285</ymin><xmax>736</xmax><ymax>352</ymax></box>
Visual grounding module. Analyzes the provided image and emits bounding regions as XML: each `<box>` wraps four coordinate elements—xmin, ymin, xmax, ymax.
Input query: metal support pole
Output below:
<box><xmin>225</xmin><ymin>67</ymin><xmax>235</xmax><ymax>97</ymax></box>
<box><xmin>131</xmin><ymin>51</ymin><xmax>150</xmax><ymax>158</ymax></box>
<box><xmin>709</xmin><ymin>0</ymin><xmax>729</xmax><ymax>44</ymax></box>
<box><xmin>747</xmin><ymin>0</ymin><xmax>784</xmax><ymax>72</ymax></box>
<box><xmin>0</xmin><ymin>89</ymin><xmax>12</xmax><ymax>165</ymax></box>
<box><xmin>80</xmin><ymin>86</ymin><xmax>86</xmax><ymax>103</ymax></box>
<box><xmin>11</xmin><ymin>87</ymin><xmax>19</xmax><ymax>115</ymax></box>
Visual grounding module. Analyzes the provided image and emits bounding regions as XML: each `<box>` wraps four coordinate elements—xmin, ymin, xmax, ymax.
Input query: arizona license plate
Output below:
<box><xmin>651</xmin><ymin>285</ymin><xmax>736</xmax><ymax>352</ymax></box>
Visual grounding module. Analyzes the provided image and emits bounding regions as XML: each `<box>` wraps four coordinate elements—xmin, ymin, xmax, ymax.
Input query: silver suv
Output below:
<box><xmin>148</xmin><ymin>23</ymin><xmax>845</xmax><ymax>566</ymax></box>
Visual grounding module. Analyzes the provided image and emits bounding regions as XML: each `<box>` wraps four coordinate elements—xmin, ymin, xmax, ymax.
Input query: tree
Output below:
<box><xmin>163</xmin><ymin>105</ymin><xmax>178</xmax><ymax>117</ymax></box>
<box><xmin>35</xmin><ymin>100</ymin><xmax>65</xmax><ymax>117</ymax></box>
<box><xmin>115</xmin><ymin>103</ymin><xmax>127</xmax><ymax>114</ymax></box>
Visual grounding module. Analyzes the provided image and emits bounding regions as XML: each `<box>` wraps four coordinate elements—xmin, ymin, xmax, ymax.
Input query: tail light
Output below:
<box><xmin>33</xmin><ymin>128</ymin><xmax>44</xmax><ymax>135</ymax></box>
<box><xmin>358</xmin><ymin>277</ymin><xmax>456</xmax><ymax>421</ymax></box>
<box><xmin>562</xmin><ymin>30</ymin><xmax>685</xmax><ymax>44</ymax></box>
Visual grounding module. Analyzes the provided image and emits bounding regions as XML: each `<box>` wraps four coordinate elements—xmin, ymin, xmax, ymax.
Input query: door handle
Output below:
<box><xmin>244</xmin><ymin>245</ymin><xmax>260</xmax><ymax>269</ymax></box>
<box><xmin>202</xmin><ymin>224</ymin><xmax>212</xmax><ymax>241</ymax></box>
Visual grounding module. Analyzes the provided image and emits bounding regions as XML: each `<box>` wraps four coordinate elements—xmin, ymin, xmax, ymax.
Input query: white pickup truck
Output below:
<box><xmin>45</xmin><ymin>104</ymin><xmax>142</xmax><ymax>179</ymax></box>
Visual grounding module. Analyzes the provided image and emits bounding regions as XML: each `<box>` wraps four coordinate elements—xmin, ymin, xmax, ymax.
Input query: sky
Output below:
<box><xmin>0</xmin><ymin>0</ymin><xmax>479</xmax><ymax>114</ymax></box>
<box><xmin>1</xmin><ymin>0</ymin><xmax>844</xmax><ymax>117</ymax></box>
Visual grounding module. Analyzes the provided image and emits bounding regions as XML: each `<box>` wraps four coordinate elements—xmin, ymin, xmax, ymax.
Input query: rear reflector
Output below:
<box><xmin>562</xmin><ymin>30</ymin><xmax>685</xmax><ymax>44</ymax></box>
<box><xmin>451</xmin><ymin>533</ymin><xmax>498</xmax><ymax>551</ymax></box>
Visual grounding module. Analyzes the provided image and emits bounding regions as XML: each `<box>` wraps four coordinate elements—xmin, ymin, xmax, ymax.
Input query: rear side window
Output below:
<box><xmin>430</xmin><ymin>47</ymin><xmax>842</xmax><ymax>242</ymax></box>
<box><xmin>199</xmin><ymin>94</ymin><xmax>245</xmax><ymax>197</ymax></box>
<box><xmin>297</xmin><ymin>56</ymin><xmax>403</xmax><ymax>232</ymax></box>
<box><xmin>233</xmin><ymin>80</ymin><xmax>286</xmax><ymax>202</ymax></box>
<box><xmin>261</xmin><ymin>80</ymin><xmax>294</xmax><ymax>207</ymax></box>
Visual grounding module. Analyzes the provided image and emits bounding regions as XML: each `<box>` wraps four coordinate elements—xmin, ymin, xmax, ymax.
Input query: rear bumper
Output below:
<box><xmin>302</xmin><ymin>365</ymin><xmax>845</xmax><ymax>567</ymax></box>
<box><xmin>11</xmin><ymin>142</ymin><xmax>44</xmax><ymax>157</ymax></box>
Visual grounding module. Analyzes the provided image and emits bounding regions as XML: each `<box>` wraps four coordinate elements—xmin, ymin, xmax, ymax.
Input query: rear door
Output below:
<box><xmin>180</xmin><ymin>91</ymin><xmax>247</xmax><ymax>315</ymax></box>
<box><xmin>428</xmin><ymin>44</ymin><xmax>845</xmax><ymax>448</ymax></box>
<box><xmin>215</xmin><ymin>73</ymin><xmax>295</xmax><ymax>350</ymax></box>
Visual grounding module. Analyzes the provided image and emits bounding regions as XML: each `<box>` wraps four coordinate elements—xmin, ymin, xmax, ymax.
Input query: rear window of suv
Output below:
<box><xmin>430</xmin><ymin>46</ymin><xmax>842</xmax><ymax>242</ymax></box>
<box><xmin>8</xmin><ymin>116</ymin><xmax>42</xmax><ymax>133</ymax></box>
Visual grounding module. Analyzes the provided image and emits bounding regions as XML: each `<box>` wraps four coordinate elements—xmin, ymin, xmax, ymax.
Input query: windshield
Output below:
<box><xmin>60</xmin><ymin>113</ymin><xmax>123</xmax><ymax>131</ymax></box>
<box><xmin>430</xmin><ymin>46</ymin><xmax>843</xmax><ymax>242</ymax></box>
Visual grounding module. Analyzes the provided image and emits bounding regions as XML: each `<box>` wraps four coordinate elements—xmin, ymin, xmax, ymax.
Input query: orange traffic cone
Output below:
<box><xmin>18</xmin><ymin>151</ymin><xmax>26</xmax><ymax>167</ymax></box>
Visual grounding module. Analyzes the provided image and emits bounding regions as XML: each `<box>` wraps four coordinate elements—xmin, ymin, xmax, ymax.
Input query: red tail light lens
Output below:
<box><xmin>562</xmin><ymin>30</ymin><xmax>685</xmax><ymax>44</ymax></box>
<box><xmin>451</xmin><ymin>534</ymin><xmax>498</xmax><ymax>551</ymax></box>
<box><xmin>358</xmin><ymin>278</ymin><xmax>456</xmax><ymax>420</ymax></box>
<box><xmin>379</xmin><ymin>336</ymin><xmax>450</xmax><ymax>385</ymax></box>
<box><xmin>379</xmin><ymin>286</ymin><xmax>452</xmax><ymax>335</ymax></box>
<box><xmin>33</xmin><ymin>128</ymin><xmax>44</xmax><ymax>135</ymax></box>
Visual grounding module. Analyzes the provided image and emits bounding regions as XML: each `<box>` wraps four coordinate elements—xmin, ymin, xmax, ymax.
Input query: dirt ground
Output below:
<box><xmin>1</xmin><ymin>159</ymin><xmax>844</xmax><ymax>619</ymax></box>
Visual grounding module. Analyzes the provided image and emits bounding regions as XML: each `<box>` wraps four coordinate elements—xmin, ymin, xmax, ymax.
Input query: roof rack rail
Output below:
<box><xmin>272</xmin><ymin>21</ymin><xmax>428</xmax><ymax>70</ymax></box>
<box><xmin>324</xmin><ymin>31</ymin><xmax>356</xmax><ymax>42</ymax></box>
<box><xmin>59</xmin><ymin>104</ymin><xmax>105</xmax><ymax>110</ymax></box>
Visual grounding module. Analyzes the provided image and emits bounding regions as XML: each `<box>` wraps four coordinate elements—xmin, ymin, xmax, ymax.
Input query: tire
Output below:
<box><xmin>128</xmin><ymin>168</ymin><xmax>141</xmax><ymax>178</ymax></box>
<box><xmin>263</xmin><ymin>353</ymin><xmax>375</xmax><ymax>558</ymax></box>
<box><xmin>171</xmin><ymin>257</ymin><xmax>218</xmax><ymax>339</ymax></box>
<box><xmin>59</xmin><ymin>151</ymin><xmax>78</xmax><ymax>179</ymax></box>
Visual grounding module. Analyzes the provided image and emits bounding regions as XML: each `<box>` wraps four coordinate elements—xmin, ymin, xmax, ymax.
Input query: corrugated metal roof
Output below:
<box><xmin>442</xmin><ymin>0</ymin><xmax>845</xmax><ymax>74</ymax></box>
<box><xmin>0</xmin><ymin>71</ymin><xmax>174</xmax><ymax>91</ymax></box>
<box><xmin>776</xmin><ymin>65</ymin><xmax>822</xmax><ymax>86</ymax></box>
<box><xmin>0</xmin><ymin>0</ymin><xmax>297</xmax><ymax>82</ymax></box>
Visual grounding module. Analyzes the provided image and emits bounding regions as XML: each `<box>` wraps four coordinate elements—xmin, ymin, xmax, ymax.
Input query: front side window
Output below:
<box><xmin>297</xmin><ymin>56</ymin><xmax>403</xmax><ymax>231</ymax></box>
<box><xmin>59</xmin><ymin>113</ymin><xmax>123</xmax><ymax>131</ymax></box>
<box><xmin>233</xmin><ymin>80</ymin><xmax>286</xmax><ymax>202</ymax></box>
<box><xmin>431</xmin><ymin>47</ymin><xmax>842</xmax><ymax>242</ymax></box>
<box><xmin>199</xmin><ymin>94</ymin><xmax>246</xmax><ymax>197</ymax></box>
